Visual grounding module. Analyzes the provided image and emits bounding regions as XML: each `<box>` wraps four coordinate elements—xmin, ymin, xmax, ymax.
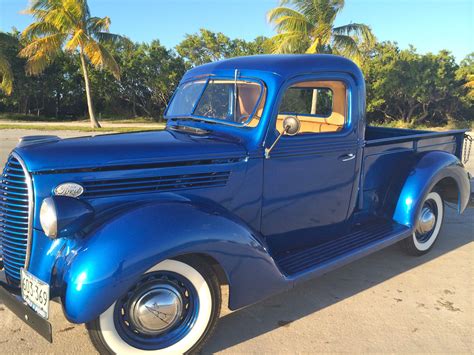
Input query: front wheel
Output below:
<box><xmin>401</xmin><ymin>191</ymin><xmax>444</xmax><ymax>256</ymax></box>
<box><xmin>86</xmin><ymin>257</ymin><xmax>221</xmax><ymax>354</ymax></box>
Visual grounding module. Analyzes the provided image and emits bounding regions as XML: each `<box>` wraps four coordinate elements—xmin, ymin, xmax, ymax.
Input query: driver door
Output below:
<box><xmin>261</xmin><ymin>80</ymin><xmax>359</xmax><ymax>253</ymax></box>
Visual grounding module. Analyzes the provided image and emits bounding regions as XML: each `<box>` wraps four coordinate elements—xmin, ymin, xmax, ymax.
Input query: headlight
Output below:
<box><xmin>40</xmin><ymin>196</ymin><xmax>94</xmax><ymax>239</ymax></box>
<box><xmin>40</xmin><ymin>197</ymin><xmax>58</xmax><ymax>238</ymax></box>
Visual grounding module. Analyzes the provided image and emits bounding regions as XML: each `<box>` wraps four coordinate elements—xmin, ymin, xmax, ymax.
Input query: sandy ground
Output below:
<box><xmin>0</xmin><ymin>129</ymin><xmax>473</xmax><ymax>354</ymax></box>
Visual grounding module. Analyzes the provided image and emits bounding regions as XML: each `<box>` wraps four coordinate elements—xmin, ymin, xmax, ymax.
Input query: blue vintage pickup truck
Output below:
<box><xmin>0</xmin><ymin>54</ymin><xmax>471</xmax><ymax>354</ymax></box>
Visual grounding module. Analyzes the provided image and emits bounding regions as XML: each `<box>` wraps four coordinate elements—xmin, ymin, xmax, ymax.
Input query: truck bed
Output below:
<box><xmin>360</xmin><ymin>126</ymin><xmax>468</xmax><ymax>217</ymax></box>
<box><xmin>365</xmin><ymin>126</ymin><xmax>467</xmax><ymax>160</ymax></box>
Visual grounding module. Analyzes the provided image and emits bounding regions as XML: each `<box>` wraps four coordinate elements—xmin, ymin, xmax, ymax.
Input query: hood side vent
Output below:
<box><xmin>82</xmin><ymin>171</ymin><xmax>231</xmax><ymax>198</ymax></box>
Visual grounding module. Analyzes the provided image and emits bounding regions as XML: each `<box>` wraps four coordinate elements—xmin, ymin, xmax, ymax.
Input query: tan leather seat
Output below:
<box><xmin>241</xmin><ymin>85</ymin><xmax>266</xmax><ymax>127</ymax></box>
<box><xmin>237</xmin><ymin>84</ymin><xmax>261</xmax><ymax>120</ymax></box>
<box><xmin>276</xmin><ymin>81</ymin><xmax>346</xmax><ymax>134</ymax></box>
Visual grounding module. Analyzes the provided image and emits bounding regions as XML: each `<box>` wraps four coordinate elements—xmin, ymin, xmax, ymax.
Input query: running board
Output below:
<box><xmin>275</xmin><ymin>221</ymin><xmax>411</xmax><ymax>280</ymax></box>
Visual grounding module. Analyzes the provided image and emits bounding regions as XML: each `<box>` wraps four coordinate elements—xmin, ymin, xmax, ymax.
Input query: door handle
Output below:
<box><xmin>339</xmin><ymin>153</ymin><xmax>355</xmax><ymax>162</ymax></box>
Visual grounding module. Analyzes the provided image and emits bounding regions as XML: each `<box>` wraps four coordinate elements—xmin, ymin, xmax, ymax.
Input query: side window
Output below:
<box><xmin>277</xmin><ymin>81</ymin><xmax>347</xmax><ymax>134</ymax></box>
<box><xmin>280</xmin><ymin>87</ymin><xmax>332</xmax><ymax>117</ymax></box>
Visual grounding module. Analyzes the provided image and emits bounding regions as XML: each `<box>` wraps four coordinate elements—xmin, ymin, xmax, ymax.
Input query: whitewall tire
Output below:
<box><xmin>402</xmin><ymin>191</ymin><xmax>444</xmax><ymax>256</ymax></box>
<box><xmin>87</xmin><ymin>257</ymin><xmax>221</xmax><ymax>354</ymax></box>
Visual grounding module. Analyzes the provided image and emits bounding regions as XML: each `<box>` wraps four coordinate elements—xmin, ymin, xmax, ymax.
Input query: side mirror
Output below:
<box><xmin>282</xmin><ymin>116</ymin><xmax>301</xmax><ymax>136</ymax></box>
<box><xmin>265</xmin><ymin>116</ymin><xmax>301</xmax><ymax>159</ymax></box>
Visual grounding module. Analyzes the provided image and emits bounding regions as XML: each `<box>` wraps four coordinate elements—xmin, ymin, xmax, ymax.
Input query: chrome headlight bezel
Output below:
<box><xmin>39</xmin><ymin>196</ymin><xmax>94</xmax><ymax>239</ymax></box>
<box><xmin>40</xmin><ymin>197</ymin><xmax>58</xmax><ymax>238</ymax></box>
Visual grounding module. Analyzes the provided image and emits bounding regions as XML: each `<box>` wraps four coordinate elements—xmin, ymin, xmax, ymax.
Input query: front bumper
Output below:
<box><xmin>0</xmin><ymin>272</ymin><xmax>52</xmax><ymax>343</ymax></box>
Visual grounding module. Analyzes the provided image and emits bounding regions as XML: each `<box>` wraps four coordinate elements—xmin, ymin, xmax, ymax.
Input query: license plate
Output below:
<box><xmin>21</xmin><ymin>269</ymin><xmax>50</xmax><ymax>319</ymax></box>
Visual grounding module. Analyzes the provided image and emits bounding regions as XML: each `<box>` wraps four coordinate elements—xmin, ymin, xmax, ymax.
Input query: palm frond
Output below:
<box><xmin>64</xmin><ymin>0</ymin><xmax>85</xmax><ymax>24</ymax></box>
<box><xmin>76</xmin><ymin>0</ymin><xmax>91</xmax><ymax>23</ymax></box>
<box><xmin>19</xmin><ymin>33</ymin><xmax>65</xmax><ymax>75</ymax></box>
<box><xmin>19</xmin><ymin>32</ymin><xmax>64</xmax><ymax>58</ymax></box>
<box><xmin>270</xmin><ymin>32</ymin><xmax>308</xmax><ymax>53</ymax></box>
<box><xmin>268</xmin><ymin>6</ymin><xmax>312</xmax><ymax>33</ymax></box>
<box><xmin>24</xmin><ymin>0</ymin><xmax>75</xmax><ymax>31</ymax></box>
<box><xmin>310</xmin><ymin>22</ymin><xmax>333</xmax><ymax>47</ymax></box>
<box><xmin>94</xmin><ymin>32</ymin><xmax>131</xmax><ymax>47</ymax></box>
<box><xmin>0</xmin><ymin>53</ymin><xmax>13</xmax><ymax>95</ymax></box>
<box><xmin>65</xmin><ymin>29</ymin><xmax>87</xmax><ymax>50</ymax></box>
<box><xmin>333</xmin><ymin>23</ymin><xmax>375</xmax><ymax>47</ymax></box>
<box><xmin>27</xmin><ymin>0</ymin><xmax>57</xmax><ymax>13</ymax></box>
<box><xmin>87</xmin><ymin>16</ymin><xmax>111</xmax><ymax>33</ymax></box>
<box><xmin>21</xmin><ymin>0</ymin><xmax>124</xmax><ymax>80</ymax></box>
<box><xmin>278</xmin><ymin>0</ymin><xmax>330</xmax><ymax>23</ymax></box>
<box><xmin>22</xmin><ymin>22</ymin><xmax>61</xmax><ymax>40</ymax></box>
<box><xmin>83</xmin><ymin>39</ymin><xmax>120</xmax><ymax>79</ymax></box>
<box><xmin>306</xmin><ymin>37</ymin><xmax>322</xmax><ymax>53</ymax></box>
<box><xmin>332</xmin><ymin>34</ymin><xmax>362</xmax><ymax>64</ymax></box>
<box><xmin>268</xmin><ymin>0</ymin><xmax>367</xmax><ymax>57</ymax></box>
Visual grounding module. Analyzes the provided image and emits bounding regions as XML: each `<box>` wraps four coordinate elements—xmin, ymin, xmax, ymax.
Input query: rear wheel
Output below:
<box><xmin>401</xmin><ymin>191</ymin><xmax>444</xmax><ymax>256</ymax></box>
<box><xmin>86</xmin><ymin>257</ymin><xmax>221</xmax><ymax>354</ymax></box>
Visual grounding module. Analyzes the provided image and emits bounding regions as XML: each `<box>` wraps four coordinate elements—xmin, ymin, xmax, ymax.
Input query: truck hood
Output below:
<box><xmin>14</xmin><ymin>129</ymin><xmax>247</xmax><ymax>173</ymax></box>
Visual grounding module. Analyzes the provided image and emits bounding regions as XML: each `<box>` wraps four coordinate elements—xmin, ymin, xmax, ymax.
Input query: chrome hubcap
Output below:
<box><xmin>128</xmin><ymin>284</ymin><xmax>183</xmax><ymax>335</ymax></box>
<box><xmin>416</xmin><ymin>206</ymin><xmax>436</xmax><ymax>235</ymax></box>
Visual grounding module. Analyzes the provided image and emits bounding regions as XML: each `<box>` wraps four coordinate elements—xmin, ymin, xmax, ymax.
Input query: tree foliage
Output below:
<box><xmin>267</xmin><ymin>0</ymin><xmax>375</xmax><ymax>64</ymax></box>
<box><xmin>363</xmin><ymin>42</ymin><xmax>471</xmax><ymax>125</ymax></box>
<box><xmin>457</xmin><ymin>53</ymin><xmax>474</xmax><ymax>100</ymax></box>
<box><xmin>101</xmin><ymin>40</ymin><xmax>186</xmax><ymax>117</ymax></box>
<box><xmin>0</xmin><ymin>32</ymin><xmax>18</xmax><ymax>95</ymax></box>
<box><xmin>0</xmin><ymin>25</ymin><xmax>472</xmax><ymax>127</ymax></box>
<box><xmin>18</xmin><ymin>0</ymin><xmax>129</xmax><ymax>127</ymax></box>
<box><xmin>176</xmin><ymin>29</ymin><xmax>270</xmax><ymax>68</ymax></box>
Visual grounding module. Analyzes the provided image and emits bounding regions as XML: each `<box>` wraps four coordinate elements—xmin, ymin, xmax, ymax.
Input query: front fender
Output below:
<box><xmin>60</xmin><ymin>200</ymin><xmax>287</xmax><ymax>324</ymax></box>
<box><xmin>393</xmin><ymin>151</ymin><xmax>470</xmax><ymax>228</ymax></box>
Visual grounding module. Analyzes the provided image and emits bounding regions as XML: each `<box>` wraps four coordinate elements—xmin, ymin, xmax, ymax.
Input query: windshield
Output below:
<box><xmin>165</xmin><ymin>78</ymin><xmax>265</xmax><ymax>125</ymax></box>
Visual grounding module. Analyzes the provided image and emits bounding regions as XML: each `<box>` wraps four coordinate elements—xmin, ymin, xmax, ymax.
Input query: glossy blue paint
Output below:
<box><xmin>393</xmin><ymin>151</ymin><xmax>470</xmax><ymax>227</ymax></box>
<box><xmin>58</xmin><ymin>199</ymin><xmax>286</xmax><ymax>323</ymax></box>
<box><xmin>2</xmin><ymin>55</ymin><xmax>470</xmax><ymax>331</ymax></box>
<box><xmin>360</xmin><ymin>127</ymin><xmax>469</xmax><ymax>220</ymax></box>
<box><xmin>17</xmin><ymin>129</ymin><xmax>246</xmax><ymax>173</ymax></box>
<box><xmin>261</xmin><ymin>72</ymin><xmax>362</xmax><ymax>252</ymax></box>
<box><xmin>43</xmin><ymin>196</ymin><xmax>94</xmax><ymax>238</ymax></box>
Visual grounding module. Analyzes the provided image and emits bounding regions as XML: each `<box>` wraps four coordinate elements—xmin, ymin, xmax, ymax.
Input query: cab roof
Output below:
<box><xmin>183</xmin><ymin>54</ymin><xmax>364</xmax><ymax>83</ymax></box>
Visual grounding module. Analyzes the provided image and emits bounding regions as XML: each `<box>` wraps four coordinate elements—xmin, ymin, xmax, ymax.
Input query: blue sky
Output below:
<box><xmin>1</xmin><ymin>0</ymin><xmax>472</xmax><ymax>62</ymax></box>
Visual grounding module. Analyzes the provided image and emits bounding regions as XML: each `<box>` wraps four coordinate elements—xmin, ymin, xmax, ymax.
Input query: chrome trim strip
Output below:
<box><xmin>32</xmin><ymin>156</ymin><xmax>245</xmax><ymax>175</ymax></box>
<box><xmin>11</xmin><ymin>152</ymin><xmax>34</xmax><ymax>270</ymax></box>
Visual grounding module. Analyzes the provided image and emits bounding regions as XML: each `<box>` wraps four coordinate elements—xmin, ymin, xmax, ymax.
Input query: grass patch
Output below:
<box><xmin>99</xmin><ymin>116</ymin><xmax>163</xmax><ymax>124</ymax></box>
<box><xmin>0</xmin><ymin>113</ymin><xmax>83</xmax><ymax>123</ymax></box>
<box><xmin>0</xmin><ymin>124</ymin><xmax>164</xmax><ymax>133</ymax></box>
<box><xmin>0</xmin><ymin>112</ymin><xmax>164</xmax><ymax>124</ymax></box>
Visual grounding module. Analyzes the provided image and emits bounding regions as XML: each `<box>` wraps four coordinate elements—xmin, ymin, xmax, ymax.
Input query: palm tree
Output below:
<box><xmin>0</xmin><ymin>32</ymin><xmax>16</xmax><ymax>96</ymax></box>
<box><xmin>268</xmin><ymin>0</ymin><xmax>375</xmax><ymax>65</ymax></box>
<box><xmin>19</xmin><ymin>0</ymin><xmax>127</xmax><ymax>128</ymax></box>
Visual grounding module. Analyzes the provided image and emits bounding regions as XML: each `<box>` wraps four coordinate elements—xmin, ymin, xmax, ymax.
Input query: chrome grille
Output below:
<box><xmin>0</xmin><ymin>154</ymin><xmax>32</xmax><ymax>284</ymax></box>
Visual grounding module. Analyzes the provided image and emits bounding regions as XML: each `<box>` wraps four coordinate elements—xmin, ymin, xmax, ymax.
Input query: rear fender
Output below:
<box><xmin>60</xmin><ymin>200</ymin><xmax>287</xmax><ymax>324</ymax></box>
<box><xmin>393</xmin><ymin>151</ymin><xmax>470</xmax><ymax>228</ymax></box>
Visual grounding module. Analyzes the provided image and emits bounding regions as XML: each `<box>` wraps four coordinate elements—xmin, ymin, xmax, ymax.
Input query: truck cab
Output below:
<box><xmin>0</xmin><ymin>54</ymin><xmax>471</xmax><ymax>354</ymax></box>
